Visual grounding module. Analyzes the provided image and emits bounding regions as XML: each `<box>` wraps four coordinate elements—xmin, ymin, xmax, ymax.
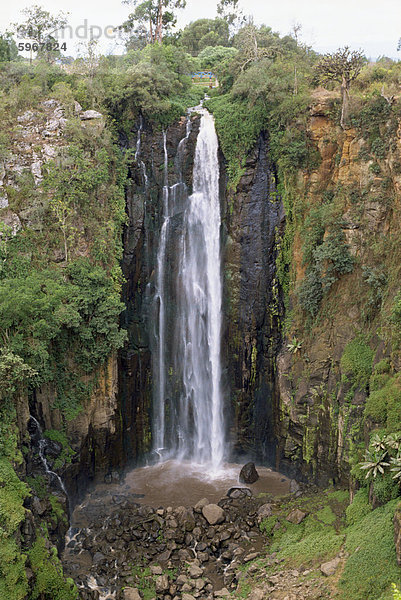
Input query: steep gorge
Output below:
<box><xmin>3</xmin><ymin>86</ymin><xmax>401</xmax><ymax>600</ymax></box>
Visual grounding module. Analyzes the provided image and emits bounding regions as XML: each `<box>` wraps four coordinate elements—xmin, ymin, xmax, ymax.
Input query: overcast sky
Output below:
<box><xmin>1</xmin><ymin>0</ymin><xmax>399</xmax><ymax>59</ymax></box>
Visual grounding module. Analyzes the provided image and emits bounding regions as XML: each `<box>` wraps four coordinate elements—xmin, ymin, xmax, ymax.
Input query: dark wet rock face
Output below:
<box><xmin>239</xmin><ymin>462</ymin><xmax>259</xmax><ymax>484</ymax></box>
<box><xmin>223</xmin><ymin>132</ymin><xmax>284</xmax><ymax>463</ymax></box>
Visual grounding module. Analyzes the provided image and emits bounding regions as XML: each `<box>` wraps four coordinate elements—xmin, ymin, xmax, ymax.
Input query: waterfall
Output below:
<box><xmin>153</xmin><ymin>110</ymin><xmax>225</xmax><ymax>473</ymax></box>
<box><xmin>29</xmin><ymin>416</ymin><xmax>68</xmax><ymax>495</ymax></box>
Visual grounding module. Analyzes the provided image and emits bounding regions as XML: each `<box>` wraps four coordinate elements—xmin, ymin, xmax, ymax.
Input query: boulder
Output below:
<box><xmin>286</xmin><ymin>508</ymin><xmax>307</xmax><ymax>524</ymax></box>
<box><xmin>188</xmin><ymin>564</ymin><xmax>203</xmax><ymax>578</ymax></box>
<box><xmin>155</xmin><ymin>574</ymin><xmax>169</xmax><ymax>593</ymax></box>
<box><xmin>194</xmin><ymin>497</ymin><xmax>209</xmax><ymax>513</ymax></box>
<box><xmin>80</xmin><ymin>109</ymin><xmax>103</xmax><ymax>120</ymax></box>
<box><xmin>320</xmin><ymin>557</ymin><xmax>341</xmax><ymax>576</ymax></box>
<box><xmin>227</xmin><ymin>487</ymin><xmax>252</xmax><ymax>498</ymax></box>
<box><xmin>239</xmin><ymin>462</ymin><xmax>259</xmax><ymax>484</ymax></box>
<box><xmin>123</xmin><ymin>588</ymin><xmax>142</xmax><ymax>600</ymax></box>
<box><xmin>214</xmin><ymin>588</ymin><xmax>230</xmax><ymax>597</ymax></box>
<box><xmin>202</xmin><ymin>504</ymin><xmax>225</xmax><ymax>525</ymax></box>
<box><xmin>150</xmin><ymin>565</ymin><xmax>163</xmax><ymax>575</ymax></box>
<box><xmin>257</xmin><ymin>503</ymin><xmax>272</xmax><ymax>522</ymax></box>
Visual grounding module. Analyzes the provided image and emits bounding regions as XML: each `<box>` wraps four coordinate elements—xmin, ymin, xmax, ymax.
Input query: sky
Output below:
<box><xmin>0</xmin><ymin>0</ymin><xmax>400</xmax><ymax>59</ymax></box>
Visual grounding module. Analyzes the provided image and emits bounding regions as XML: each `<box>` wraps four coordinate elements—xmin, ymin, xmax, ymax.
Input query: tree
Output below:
<box><xmin>13</xmin><ymin>4</ymin><xmax>68</xmax><ymax>63</ymax></box>
<box><xmin>76</xmin><ymin>38</ymin><xmax>100</xmax><ymax>80</ymax></box>
<box><xmin>121</xmin><ymin>0</ymin><xmax>185</xmax><ymax>45</ymax></box>
<box><xmin>0</xmin><ymin>32</ymin><xmax>18</xmax><ymax>62</ymax></box>
<box><xmin>179</xmin><ymin>18</ymin><xmax>229</xmax><ymax>55</ymax></box>
<box><xmin>233</xmin><ymin>24</ymin><xmax>281</xmax><ymax>72</ymax></box>
<box><xmin>198</xmin><ymin>45</ymin><xmax>238</xmax><ymax>70</ymax></box>
<box><xmin>314</xmin><ymin>46</ymin><xmax>365</xmax><ymax>129</ymax></box>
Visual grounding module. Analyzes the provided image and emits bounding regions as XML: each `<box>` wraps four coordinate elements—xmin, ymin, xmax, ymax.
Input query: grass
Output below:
<box><xmin>249</xmin><ymin>488</ymin><xmax>400</xmax><ymax>600</ymax></box>
<box><xmin>339</xmin><ymin>499</ymin><xmax>400</xmax><ymax>600</ymax></box>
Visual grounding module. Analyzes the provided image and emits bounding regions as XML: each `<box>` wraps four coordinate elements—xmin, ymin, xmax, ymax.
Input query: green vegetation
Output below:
<box><xmin>0</xmin><ymin>400</ymin><xmax>29</xmax><ymax>600</ymax></box>
<box><xmin>205</xmin><ymin>25</ymin><xmax>318</xmax><ymax>187</ymax></box>
<box><xmin>365</xmin><ymin>373</ymin><xmax>401</xmax><ymax>430</ymax></box>
<box><xmin>340</xmin><ymin>500</ymin><xmax>400</xmax><ymax>600</ymax></box>
<box><xmin>250</xmin><ymin>489</ymin><xmax>400</xmax><ymax>600</ymax></box>
<box><xmin>43</xmin><ymin>430</ymin><xmax>74</xmax><ymax>470</ymax></box>
<box><xmin>28</xmin><ymin>536</ymin><xmax>78</xmax><ymax>600</ymax></box>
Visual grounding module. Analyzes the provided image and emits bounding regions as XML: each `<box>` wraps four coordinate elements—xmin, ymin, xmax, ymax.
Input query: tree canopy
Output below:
<box><xmin>178</xmin><ymin>18</ymin><xmax>230</xmax><ymax>55</ymax></box>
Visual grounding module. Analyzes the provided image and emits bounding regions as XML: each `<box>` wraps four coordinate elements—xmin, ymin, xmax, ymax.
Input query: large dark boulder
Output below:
<box><xmin>239</xmin><ymin>462</ymin><xmax>259</xmax><ymax>484</ymax></box>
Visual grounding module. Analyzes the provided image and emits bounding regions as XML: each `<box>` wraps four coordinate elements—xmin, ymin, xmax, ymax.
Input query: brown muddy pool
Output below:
<box><xmin>71</xmin><ymin>460</ymin><xmax>290</xmax><ymax>527</ymax></box>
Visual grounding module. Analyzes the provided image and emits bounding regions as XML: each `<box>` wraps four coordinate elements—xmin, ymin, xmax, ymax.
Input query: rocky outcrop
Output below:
<box><xmin>274</xmin><ymin>90</ymin><xmax>401</xmax><ymax>484</ymax></box>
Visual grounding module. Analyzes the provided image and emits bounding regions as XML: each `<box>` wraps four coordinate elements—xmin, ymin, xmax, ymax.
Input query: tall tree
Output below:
<box><xmin>121</xmin><ymin>0</ymin><xmax>185</xmax><ymax>45</ymax></box>
<box><xmin>315</xmin><ymin>46</ymin><xmax>365</xmax><ymax>129</ymax></box>
<box><xmin>217</xmin><ymin>0</ymin><xmax>244</xmax><ymax>30</ymax></box>
<box><xmin>13</xmin><ymin>5</ymin><xmax>68</xmax><ymax>63</ymax></box>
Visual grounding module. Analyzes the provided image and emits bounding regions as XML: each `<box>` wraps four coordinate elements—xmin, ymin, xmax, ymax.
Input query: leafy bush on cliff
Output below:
<box><xmin>365</xmin><ymin>374</ymin><xmax>401</xmax><ymax>430</ymax></box>
<box><xmin>340</xmin><ymin>335</ymin><xmax>373</xmax><ymax>389</ymax></box>
<box><xmin>298</xmin><ymin>231</ymin><xmax>355</xmax><ymax>316</ymax></box>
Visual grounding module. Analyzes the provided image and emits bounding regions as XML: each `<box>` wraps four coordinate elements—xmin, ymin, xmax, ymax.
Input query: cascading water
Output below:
<box><xmin>29</xmin><ymin>416</ymin><xmax>67</xmax><ymax>495</ymax></box>
<box><xmin>153</xmin><ymin>109</ymin><xmax>225</xmax><ymax>473</ymax></box>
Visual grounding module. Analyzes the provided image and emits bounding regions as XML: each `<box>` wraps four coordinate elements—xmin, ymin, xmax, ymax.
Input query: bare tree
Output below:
<box><xmin>315</xmin><ymin>46</ymin><xmax>365</xmax><ymax>129</ymax></box>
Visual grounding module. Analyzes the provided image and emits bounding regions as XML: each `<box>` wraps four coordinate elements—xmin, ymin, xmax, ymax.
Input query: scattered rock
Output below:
<box><xmin>182</xmin><ymin>594</ymin><xmax>196</xmax><ymax>600</ymax></box>
<box><xmin>202</xmin><ymin>504</ymin><xmax>225</xmax><ymax>525</ymax></box>
<box><xmin>320</xmin><ymin>557</ymin><xmax>341</xmax><ymax>576</ymax></box>
<box><xmin>239</xmin><ymin>462</ymin><xmax>259</xmax><ymax>484</ymax></box>
<box><xmin>286</xmin><ymin>509</ymin><xmax>307</xmax><ymax>524</ymax></box>
<box><xmin>289</xmin><ymin>479</ymin><xmax>300</xmax><ymax>494</ymax></box>
<box><xmin>150</xmin><ymin>565</ymin><xmax>163</xmax><ymax>575</ymax></box>
<box><xmin>244</xmin><ymin>552</ymin><xmax>259</xmax><ymax>562</ymax></box>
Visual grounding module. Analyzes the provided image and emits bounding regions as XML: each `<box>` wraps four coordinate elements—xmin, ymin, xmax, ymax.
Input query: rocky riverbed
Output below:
<box><xmin>62</xmin><ymin>463</ymin><xmax>295</xmax><ymax>599</ymax></box>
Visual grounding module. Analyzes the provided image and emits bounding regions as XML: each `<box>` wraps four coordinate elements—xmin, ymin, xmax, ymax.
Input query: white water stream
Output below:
<box><xmin>153</xmin><ymin>110</ymin><xmax>225</xmax><ymax>474</ymax></box>
<box><xmin>29</xmin><ymin>416</ymin><xmax>67</xmax><ymax>495</ymax></box>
